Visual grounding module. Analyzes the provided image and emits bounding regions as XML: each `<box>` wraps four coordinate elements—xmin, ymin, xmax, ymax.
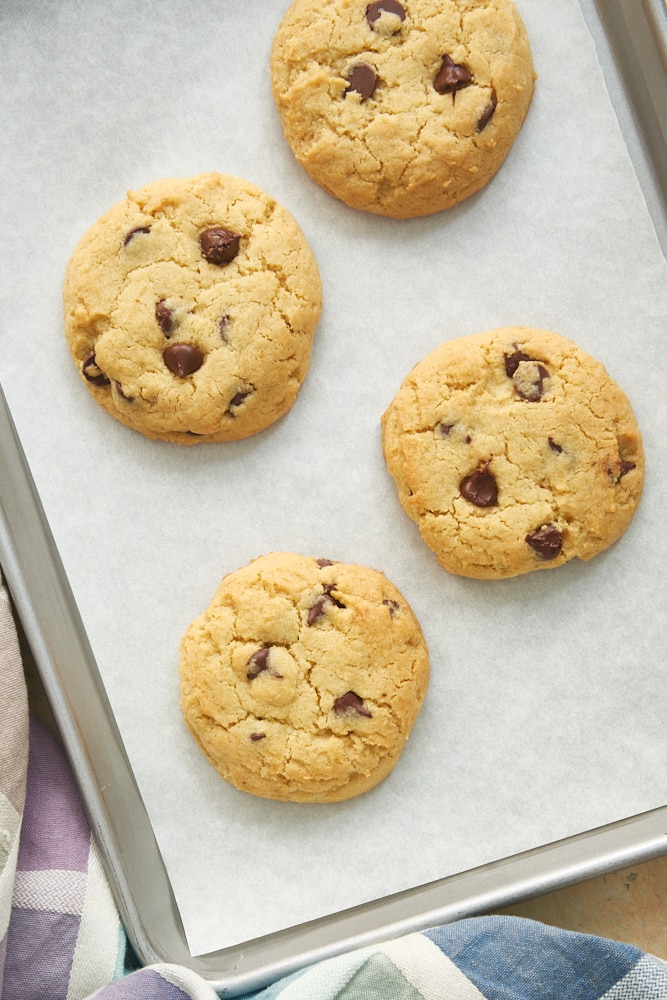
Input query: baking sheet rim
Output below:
<box><xmin>1</xmin><ymin>0</ymin><xmax>667</xmax><ymax>991</ymax></box>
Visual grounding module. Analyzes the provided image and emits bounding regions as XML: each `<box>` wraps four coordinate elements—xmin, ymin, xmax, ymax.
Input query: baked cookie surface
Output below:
<box><xmin>179</xmin><ymin>552</ymin><xmax>429</xmax><ymax>802</ymax></box>
<box><xmin>382</xmin><ymin>328</ymin><xmax>644</xmax><ymax>579</ymax></box>
<box><xmin>63</xmin><ymin>173</ymin><xmax>322</xmax><ymax>443</ymax></box>
<box><xmin>270</xmin><ymin>0</ymin><xmax>535</xmax><ymax>218</ymax></box>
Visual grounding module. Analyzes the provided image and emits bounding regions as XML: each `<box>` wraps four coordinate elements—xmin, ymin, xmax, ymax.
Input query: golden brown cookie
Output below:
<box><xmin>63</xmin><ymin>173</ymin><xmax>322</xmax><ymax>443</ymax></box>
<box><xmin>382</xmin><ymin>328</ymin><xmax>644</xmax><ymax>579</ymax></box>
<box><xmin>179</xmin><ymin>552</ymin><xmax>430</xmax><ymax>802</ymax></box>
<box><xmin>270</xmin><ymin>0</ymin><xmax>535</xmax><ymax>218</ymax></box>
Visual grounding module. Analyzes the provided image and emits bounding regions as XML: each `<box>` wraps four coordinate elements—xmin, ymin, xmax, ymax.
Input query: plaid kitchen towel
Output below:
<box><xmin>2</xmin><ymin>573</ymin><xmax>667</xmax><ymax>1000</ymax></box>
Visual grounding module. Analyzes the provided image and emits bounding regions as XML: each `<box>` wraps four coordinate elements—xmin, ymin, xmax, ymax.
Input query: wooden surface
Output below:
<box><xmin>496</xmin><ymin>856</ymin><xmax>667</xmax><ymax>958</ymax></box>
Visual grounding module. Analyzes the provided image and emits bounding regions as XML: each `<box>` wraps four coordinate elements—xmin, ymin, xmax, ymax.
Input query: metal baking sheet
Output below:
<box><xmin>1</xmin><ymin>0</ymin><xmax>667</xmax><ymax>993</ymax></box>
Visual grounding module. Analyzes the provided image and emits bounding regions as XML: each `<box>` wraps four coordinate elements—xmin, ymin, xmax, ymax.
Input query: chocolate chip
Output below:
<box><xmin>81</xmin><ymin>351</ymin><xmax>110</xmax><ymax>387</ymax></box>
<box><xmin>229</xmin><ymin>389</ymin><xmax>251</xmax><ymax>409</ymax></box>
<box><xmin>438</xmin><ymin>422</ymin><xmax>455</xmax><ymax>436</ymax></box>
<box><xmin>512</xmin><ymin>361</ymin><xmax>549</xmax><ymax>402</ymax></box>
<box><xmin>525</xmin><ymin>524</ymin><xmax>563</xmax><ymax>560</ymax></box>
<box><xmin>346</xmin><ymin>63</ymin><xmax>377</xmax><ymax>100</ymax></box>
<box><xmin>504</xmin><ymin>345</ymin><xmax>533</xmax><ymax>378</ymax></box>
<box><xmin>460</xmin><ymin>465</ymin><xmax>498</xmax><ymax>507</ymax></box>
<box><xmin>250</xmin><ymin>733</ymin><xmax>266</xmax><ymax>742</ymax></box>
<box><xmin>324</xmin><ymin>584</ymin><xmax>345</xmax><ymax>608</ymax></box>
<box><xmin>163</xmin><ymin>343</ymin><xmax>203</xmax><ymax>377</ymax></box>
<box><xmin>115</xmin><ymin>381</ymin><xmax>133</xmax><ymax>401</ymax></box>
<box><xmin>434</xmin><ymin>54</ymin><xmax>472</xmax><ymax>99</ymax></box>
<box><xmin>334</xmin><ymin>692</ymin><xmax>372</xmax><ymax>717</ymax></box>
<box><xmin>307</xmin><ymin>597</ymin><xmax>328</xmax><ymax>626</ymax></box>
<box><xmin>608</xmin><ymin>458</ymin><xmax>636</xmax><ymax>483</ymax></box>
<box><xmin>155</xmin><ymin>300</ymin><xmax>174</xmax><ymax>335</ymax></box>
<box><xmin>218</xmin><ymin>314</ymin><xmax>231</xmax><ymax>343</ymax></box>
<box><xmin>548</xmin><ymin>437</ymin><xmax>563</xmax><ymax>454</ymax></box>
<box><xmin>366</xmin><ymin>0</ymin><xmax>406</xmax><ymax>26</ymax></box>
<box><xmin>383</xmin><ymin>598</ymin><xmax>400</xmax><ymax>618</ymax></box>
<box><xmin>247</xmin><ymin>648</ymin><xmax>271</xmax><ymax>679</ymax></box>
<box><xmin>477</xmin><ymin>90</ymin><xmax>497</xmax><ymax>132</ymax></box>
<box><xmin>307</xmin><ymin>585</ymin><xmax>345</xmax><ymax>626</ymax></box>
<box><xmin>200</xmin><ymin>227</ymin><xmax>241</xmax><ymax>265</ymax></box>
<box><xmin>316</xmin><ymin>558</ymin><xmax>335</xmax><ymax>567</ymax></box>
<box><xmin>123</xmin><ymin>226</ymin><xmax>150</xmax><ymax>246</ymax></box>
<box><xmin>504</xmin><ymin>346</ymin><xmax>550</xmax><ymax>400</ymax></box>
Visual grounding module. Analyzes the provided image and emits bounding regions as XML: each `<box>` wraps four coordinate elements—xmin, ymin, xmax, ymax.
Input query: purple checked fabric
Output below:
<box><xmin>3</xmin><ymin>574</ymin><xmax>667</xmax><ymax>1000</ymax></box>
<box><xmin>0</xmin><ymin>582</ymin><xmax>216</xmax><ymax>1000</ymax></box>
<box><xmin>5</xmin><ymin>718</ymin><xmax>107</xmax><ymax>998</ymax></box>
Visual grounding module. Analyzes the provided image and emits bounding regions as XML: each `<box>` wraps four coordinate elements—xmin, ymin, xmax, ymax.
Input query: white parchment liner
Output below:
<box><xmin>1</xmin><ymin>0</ymin><xmax>666</xmax><ymax>958</ymax></box>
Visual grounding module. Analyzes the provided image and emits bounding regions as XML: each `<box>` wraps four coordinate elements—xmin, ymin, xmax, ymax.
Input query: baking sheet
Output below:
<box><xmin>1</xmin><ymin>0</ymin><xmax>667</xmax><ymax>961</ymax></box>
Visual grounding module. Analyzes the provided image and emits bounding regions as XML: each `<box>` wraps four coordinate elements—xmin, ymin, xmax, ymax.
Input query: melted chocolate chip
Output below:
<box><xmin>477</xmin><ymin>90</ymin><xmax>497</xmax><ymax>132</ymax></box>
<box><xmin>366</xmin><ymin>0</ymin><xmax>406</xmax><ymax>26</ymax></box>
<box><xmin>247</xmin><ymin>648</ymin><xmax>271</xmax><ymax>679</ymax></box>
<box><xmin>620</xmin><ymin>459</ymin><xmax>636</xmax><ymax>478</ymax></box>
<box><xmin>81</xmin><ymin>351</ymin><xmax>110</xmax><ymax>387</ymax></box>
<box><xmin>434</xmin><ymin>54</ymin><xmax>472</xmax><ymax>99</ymax></box>
<box><xmin>163</xmin><ymin>343</ymin><xmax>203</xmax><ymax>377</ymax></box>
<box><xmin>155</xmin><ymin>300</ymin><xmax>174</xmax><ymax>335</ymax></box>
<box><xmin>383</xmin><ymin>598</ymin><xmax>400</xmax><ymax>618</ymax></box>
<box><xmin>460</xmin><ymin>465</ymin><xmax>498</xmax><ymax>507</ymax></box>
<box><xmin>346</xmin><ymin>63</ymin><xmax>377</xmax><ymax>100</ymax></box>
<box><xmin>250</xmin><ymin>732</ymin><xmax>266</xmax><ymax>742</ymax></box>
<box><xmin>525</xmin><ymin>524</ymin><xmax>563</xmax><ymax>560</ymax></box>
<box><xmin>334</xmin><ymin>691</ymin><xmax>372</xmax><ymax>717</ymax></box>
<box><xmin>200</xmin><ymin>227</ymin><xmax>241</xmax><ymax>265</ymax></box>
<box><xmin>123</xmin><ymin>226</ymin><xmax>151</xmax><ymax>246</ymax></box>
<box><xmin>548</xmin><ymin>437</ymin><xmax>563</xmax><ymax>454</ymax></box>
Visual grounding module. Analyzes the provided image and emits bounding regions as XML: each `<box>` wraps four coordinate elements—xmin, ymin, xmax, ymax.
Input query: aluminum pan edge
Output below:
<box><xmin>584</xmin><ymin>0</ymin><xmax>667</xmax><ymax>251</ymax></box>
<box><xmin>1</xmin><ymin>0</ymin><xmax>666</xmax><ymax>992</ymax></box>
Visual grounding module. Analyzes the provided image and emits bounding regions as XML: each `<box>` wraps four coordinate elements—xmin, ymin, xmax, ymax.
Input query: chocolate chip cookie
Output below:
<box><xmin>63</xmin><ymin>173</ymin><xmax>322</xmax><ymax>443</ymax></box>
<box><xmin>179</xmin><ymin>552</ymin><xmax>430</xmax><ymax>802</ymax></box>
<box><xmin>270</xmin><ymin>0</ymin><xmax>535</xmax><ymax>218</ymax></box>
<box><xmin>382</xmin><ymin>328</ymin><xmax>644</xmax><ymax>579</ymax></box>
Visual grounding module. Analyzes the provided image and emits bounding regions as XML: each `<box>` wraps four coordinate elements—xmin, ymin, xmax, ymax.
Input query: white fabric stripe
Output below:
<box><xmin>0</xmin><ymin>793</ymin><xmax>21</xmax><ymax>938</ymax></box>
<box><xmin>379</xmin><ymin>933</ymin><xmax>487</xmax><ymax>1000</ymax></box>
<box><xmin>153</xmin><ymin>963</ymin><xmax>220</xmax><ymax>999</ymax></box>
<box><xmin>274</xmin><ymin>943</ymin><xmax>382</xmax><ymax>1000</ymax></box>
<box><xmin>599</xmin><ymin>953</ymin><xmax>667</xmax><ymax>998</ymax></box>
<box><xmin>12</xmin><ymin>867</ymin><xmax>87</xmax><ymax>914</ymax></box>
<box><xmin>66</xmin><ymin>836</ymin><xmax>125</xmax><ymax>1000</ymax></box>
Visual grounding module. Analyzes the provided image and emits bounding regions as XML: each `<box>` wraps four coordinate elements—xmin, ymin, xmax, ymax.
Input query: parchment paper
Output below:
<box><xmin>1</xmin><ymin>0</ymin><xmax>666</xmax><ymax>959</ymax></box>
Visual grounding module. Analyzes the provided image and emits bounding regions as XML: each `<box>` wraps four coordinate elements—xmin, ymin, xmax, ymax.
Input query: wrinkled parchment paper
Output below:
<box><xmin>1</xmin><ymin>0</ymin><xmax>666</xmax><ymax>958</ymax></box>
